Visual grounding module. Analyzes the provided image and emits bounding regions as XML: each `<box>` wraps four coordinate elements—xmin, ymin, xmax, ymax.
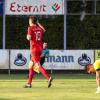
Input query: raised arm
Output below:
<box><xmin>29</xmin><ymin>16</ymin><xmax>46</xmax><ymax>32</ymax></box>
<box><xmin>37</xmin><ymin>22</ymin><xmax>46</xmax><ymax>32</ymax></box>
<box><xmin>29</xmin><ymin>16</ymin><xmax>34</xmax><ymax>26</ymax></box>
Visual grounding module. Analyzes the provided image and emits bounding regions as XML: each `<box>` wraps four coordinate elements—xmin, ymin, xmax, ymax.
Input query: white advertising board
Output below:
<box><xmin>10</xmin><ymin>50</ymin><xmax>30</xmax><ymax>69</ymax></box>
<box><xmin>5</xmin><ymin>0</ymin><xmax>64</xmax><ymax>15</ymax></box>
<box><xmin>10</xmin><ymin>50</ymin><xmax>94</xmax><ymax>70</ymax></box>
<box><xmin>43</xmin><ymin>50</ymin><xmax>94</xmax><ymax>70</ymax></box>
<box><xmin>0</xmin><ymin>50</ymin><xmax>9</xmax><ymax>69</ymax></box>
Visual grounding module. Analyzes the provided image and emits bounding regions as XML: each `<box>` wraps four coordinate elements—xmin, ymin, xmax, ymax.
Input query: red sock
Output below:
<box><xmin>27</xmin><ymin>67</ymin><xmax>35</xmax><ymax>84</ymax></box>
<box><xmin>39</xmin><ymin>66</ymin><xmax>50</xmax><ymax>80</ymax></box>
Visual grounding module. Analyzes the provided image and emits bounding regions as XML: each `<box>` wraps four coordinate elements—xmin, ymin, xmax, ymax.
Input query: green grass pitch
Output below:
<box><xmin>0</xmin><ymin>73</ymin><xmax>100</xmax><ymax>100</ymax></box>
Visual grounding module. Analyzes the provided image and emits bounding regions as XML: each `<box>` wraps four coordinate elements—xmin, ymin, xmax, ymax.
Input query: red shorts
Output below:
<box><xmin>30</xmin><ymin>45</ymin><xmax>43</xmax><ymax>63</ymax></box>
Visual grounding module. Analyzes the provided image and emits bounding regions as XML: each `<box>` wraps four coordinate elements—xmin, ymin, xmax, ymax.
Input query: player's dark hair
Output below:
<box><xmin>33</xmin><ymin>17</ymin><xmax>37</xmax><ymax>23</ymax></box>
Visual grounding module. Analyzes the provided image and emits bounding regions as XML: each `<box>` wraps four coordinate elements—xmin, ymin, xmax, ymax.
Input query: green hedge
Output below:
<box><xmin>5</xmin><ymin>16</ymin><xmax>63</xmax><ymax>49</ymax></box>
<box><xmin>0</xmin><ymin>15</ymin><xmax>100</xmax><ymax>49</ymax></box>
<box><xmin>67</xmin><ymin>15</ymin><xmax>100</xmax><ymax>49</ymax></box>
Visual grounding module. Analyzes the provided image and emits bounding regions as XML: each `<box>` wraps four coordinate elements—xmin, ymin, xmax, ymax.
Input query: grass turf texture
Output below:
<box><xmin>0</xmin><ymin>74</ymin><xmax>100</xmax><ymax>100</ymax></box>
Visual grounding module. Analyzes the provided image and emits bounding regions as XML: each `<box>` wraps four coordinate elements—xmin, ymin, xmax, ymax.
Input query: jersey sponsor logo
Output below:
<box><xmin>14</xmin><ymin>53</ymin><xmax>27</xmax><ymax>66</ymax></box>
<box><xmin>32</xmin><ymin>27</ymin><xmax>41</xmax><ymax>31</ymax></box>
<box><xmin>78</xmin><ymin>53</ymin><xmax>91</xmax><ymax>66</ymax></box>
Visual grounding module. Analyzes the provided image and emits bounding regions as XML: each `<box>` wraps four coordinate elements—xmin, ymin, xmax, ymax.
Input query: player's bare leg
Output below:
<box><xmin>96</xmin><ymin>70</ymin><xmax>100</xmax><ymax>93</ymax></box>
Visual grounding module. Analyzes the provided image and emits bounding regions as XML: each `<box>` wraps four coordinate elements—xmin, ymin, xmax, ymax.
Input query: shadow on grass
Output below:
<box><xmin>0</xmin><ymin>98</ymin><xmax>11</xmax><ymax>100</ymax></box>
<box><xmin>0</xmin><ymin>73</ymin><xmax>96</xmax><ymax>80</ymax></box>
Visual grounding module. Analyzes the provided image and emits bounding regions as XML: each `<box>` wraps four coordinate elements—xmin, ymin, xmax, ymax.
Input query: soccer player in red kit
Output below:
<box><xmin>24</xmin><ymin>16</ymin><xmax>53</xmax><ymax>88</ymax></box>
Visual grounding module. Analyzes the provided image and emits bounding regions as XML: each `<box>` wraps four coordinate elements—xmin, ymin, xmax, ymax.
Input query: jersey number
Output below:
<box><xmin>35</xmin><ymin>31</ymin><xmax>41</xmax><ymax>41</ymax></box>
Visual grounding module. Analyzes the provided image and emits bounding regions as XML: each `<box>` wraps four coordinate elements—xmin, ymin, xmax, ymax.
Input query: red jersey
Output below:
<box><xmin>27</xmin><ymin>25</ymin><xmax>44</xmax><ymax>50</ymax></box>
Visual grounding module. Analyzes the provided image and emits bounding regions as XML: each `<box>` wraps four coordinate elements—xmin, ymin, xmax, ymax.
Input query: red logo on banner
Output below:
<box><xmin>52</xmin><ymin>3</ymin><xmax>60</xmax><ymax>12</ymax></box>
